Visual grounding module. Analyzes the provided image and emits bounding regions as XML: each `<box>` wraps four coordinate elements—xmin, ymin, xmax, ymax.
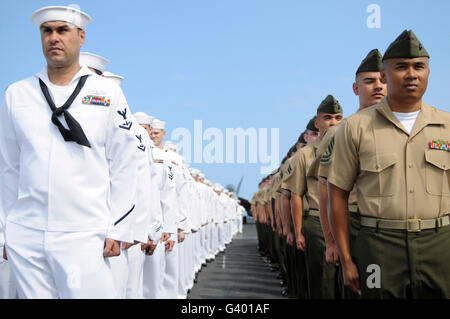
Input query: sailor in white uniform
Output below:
<box><xmin>212</xmin><ymin>184</ymin><xmax>224</xmax><ymax>256</ymax></box>
<box><xmin>142</xmin><ymin>119</ymin><xmax>178</xmax><ymax>299</ymax></box>
<box><xmin>164</xmin><ymin>141</ymin><xmax>192</xmax><ymax>299</ymax></box>
<box><xmin>77</xmin><ymin>57</ymin><xmax>136</xmax><ymax>299</ymax></box>
<box><xmin>126</xmin><ymin>112</ymin><xmax>157</xmax><ymax>299</ymax></box>
<box><xmin>187</xmin><ymin>168</ymin><xmax>202</xmax><ymax>287</ymax></box>
<box><xmin>180</xmin><ymin>164</ymin><xmax>198</xmax><ymax>297</ymax></box>
<box><xmin>225</xmin><ymin>190</ymin><xmax>236</xmax><ymax>244</ymax></box>
<box><xmin>0</xmin><ymin>6</ymin><xmax>138</xmax><ymax>299</ymax></box>
<box><xmin>228</xmin><ymin>192</ymin><xmax>238</xmax><ymax>239</ymax></box>
<box><xmin>107</xmin><ymin>73</ymin><xmax>152</xmax><ymax>299</ymax></box>
<box><xmin>237</xmin><ymin>201</ymin><xmax>245</xmax><ymax>234</ymax></box>
<box><xmin>150</xmin><ymin>123</ymin><xmax>180</xmax><ymax>299</ymax></box>
<box><xmin>202</xmin><ymin>180</ymin><xmax>216</xmax><ymax>263</ymax></box>
<box><xmin>217</xmin><ymin>188</ymin><xmax>231</xmax><ymax>253</ymax></box>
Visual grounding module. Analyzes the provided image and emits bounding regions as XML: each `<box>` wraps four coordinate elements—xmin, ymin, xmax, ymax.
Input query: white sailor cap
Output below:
<box><xmin>79</xmin><ymin>52</ymin><xmax>109</xmax><ymax>74</ymax></box>
<box><xmin>164</xmin><ymin>141</ymin><xmax>179</xmax><ymax>153</ymax></box>
<box><xmin>184</xmin><ymin>163</ymin><xmax>190</xmax><ymax>169</ymax></box>
<box><xmin>31</xmin><ymin>5</ymin><xmax>93</xmax><ymax>30</ymax></box>
<box><xmin>190</xmin><ymin>168</ymin><xmax>200</xmax><ymax>176</ymax></box>
<box><xmin>198</xmin><ymin>173</ymin><xmax>205</xmax><ymax>179</ymax></box>
<box><xmin>152</xmin><ymin>119</ymin><xmax>166</xmax><ymax>130</ymax></box>
<box><xmin>103</xmin><ymin>71</ymin><xmax>124</xmax><ymax>87</ymax></box>
<box><xmin>213</xmin><ymin>183</ymin><xmax>223</xmax><ymax>192</ymax></box>
<box><xmin>134</xmin><ymin>112</ymin><xmax>154</xmax><ymax>125</ymax></box>
<box><xmin>204</xmin><ymin>179</ymin><xmax>212</xmax><ymax>186</ymax></box>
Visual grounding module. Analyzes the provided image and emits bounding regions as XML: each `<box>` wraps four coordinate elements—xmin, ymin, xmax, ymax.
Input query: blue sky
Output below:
<box><xmin>1</xmin><ymin>0</ymin><xmax>449</xmax><ymax>200</ymax></box>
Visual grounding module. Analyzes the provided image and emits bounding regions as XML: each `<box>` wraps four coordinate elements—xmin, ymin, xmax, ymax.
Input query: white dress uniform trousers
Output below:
<box><xmin>0</xmin><ymin>223</ymin><xmax>16</xmax><ymax>299</ymax></box>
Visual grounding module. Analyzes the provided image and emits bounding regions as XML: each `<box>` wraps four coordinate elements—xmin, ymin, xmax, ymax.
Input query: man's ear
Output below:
<box><xmin>380</xmin><ymin>68</ymin><xmax>387</xmax><ymax>84</ymax></box>
<box><xmin>352</xmin><ymin>82</ymin><xmax>359</xmax><ymax>96</ymax></box>
<box><xmin>79</xmin><ymin>29</ymin><xmax>86</xmax><ymax>47</ymax></box>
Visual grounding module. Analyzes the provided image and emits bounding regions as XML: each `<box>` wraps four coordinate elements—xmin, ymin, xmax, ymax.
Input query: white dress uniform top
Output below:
<box><xmin>0</xmin><ymin>65</ymin><xmax>138</xmax><ymax>298</ymax></box>
<box><xmin>1</xmin><ymin>66</ymin><xmax>138</xmax><ymax>240</ymax></box>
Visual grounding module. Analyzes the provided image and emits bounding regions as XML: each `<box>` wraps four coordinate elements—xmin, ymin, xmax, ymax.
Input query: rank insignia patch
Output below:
<box><xmin>154</xmin><ymin>159</ymin><xmax>164</xmax><ymax>164</ymax></box>
<box><xmin>137</xmin><ymin>145</ymin><xmax>146</xmax><ymax>152</ymax></box>
<box><xmin>119</xmin><ymin>121</ymin><xmax>133</xmax><ymax>131</ymax></box>
<box><xmin>117</xmin><ymin>108</ymin><xmax>128</xmax><ymax>120</ymax></box>
<box><xmin>429</xmin><ymin>140</ymin><xmax>449</xmax><ymax>152</ymax></box>
<box><xmin>82</xmin><ymin>95</ymin><xmax>110</xmax><ymax>107</ymax></box>
<box><xmin>168</xmin><ymin>166</ymin><xmax>174</xmax><ymax>180</ymax></box>
<box><xmin>287</xmin><ymin>164</ymin><xmax>292</xmax><ymax>175</ymax></box>
<box><xmin>321</xmin><ymin>136</ymin><xmax>335</xmax><ymax>164</ymax></box>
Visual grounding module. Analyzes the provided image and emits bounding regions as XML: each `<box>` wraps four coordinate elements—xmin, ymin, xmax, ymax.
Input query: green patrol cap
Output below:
<box><xmin>382</xmin><ymin>30</ymin><xmax>429</xmax><ymax>61</ymax></box>
<box><xmin>306</xmin><ymin>116</ymin><xmax>319</xmax><ymax>132</ymax></box>
<box><xmin>317</xmin><ymin>95</ymin><xmax>342</xmax><ymax>114</ymax></box>
<box><xmin>356</xmin><ymin>49</ymin><xmax>383</xmax><ymax>75</ymax></box>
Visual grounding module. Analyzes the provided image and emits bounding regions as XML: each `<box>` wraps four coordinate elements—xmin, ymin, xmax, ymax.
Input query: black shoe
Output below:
<box><xmin>194</xmin><ymin>278</ymin><xmax>198</xmax><ymax>284</ymax></box>
<box><xmin>276</xmin><ymin>274</ymin><xmax>283</xmax><ymax>280</ymax></box>
<box><xmin>281</xmin><ymin>289</ymin><xmax>289</xmax><ymax>297</ymax></box>
<box><xmin>202</xmin><ymin>263</ymin><xmax>207</xmax><ymax>267</ymax></box>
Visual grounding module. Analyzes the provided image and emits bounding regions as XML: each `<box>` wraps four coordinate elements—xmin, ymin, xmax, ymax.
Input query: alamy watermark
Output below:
<box><xmin>366</xmin><ymin>264</ymin><xmax>381</xmax><ymax>289</ymax></box>
<box><xmin>367</xmin><ymin>4</ymin><xmax>381</xmax><ymax>29</ymax></box>
<box><xmin>170</xmin><ymin>120</ymin><xmax>280</xmax><ymax>175</ymax></box>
